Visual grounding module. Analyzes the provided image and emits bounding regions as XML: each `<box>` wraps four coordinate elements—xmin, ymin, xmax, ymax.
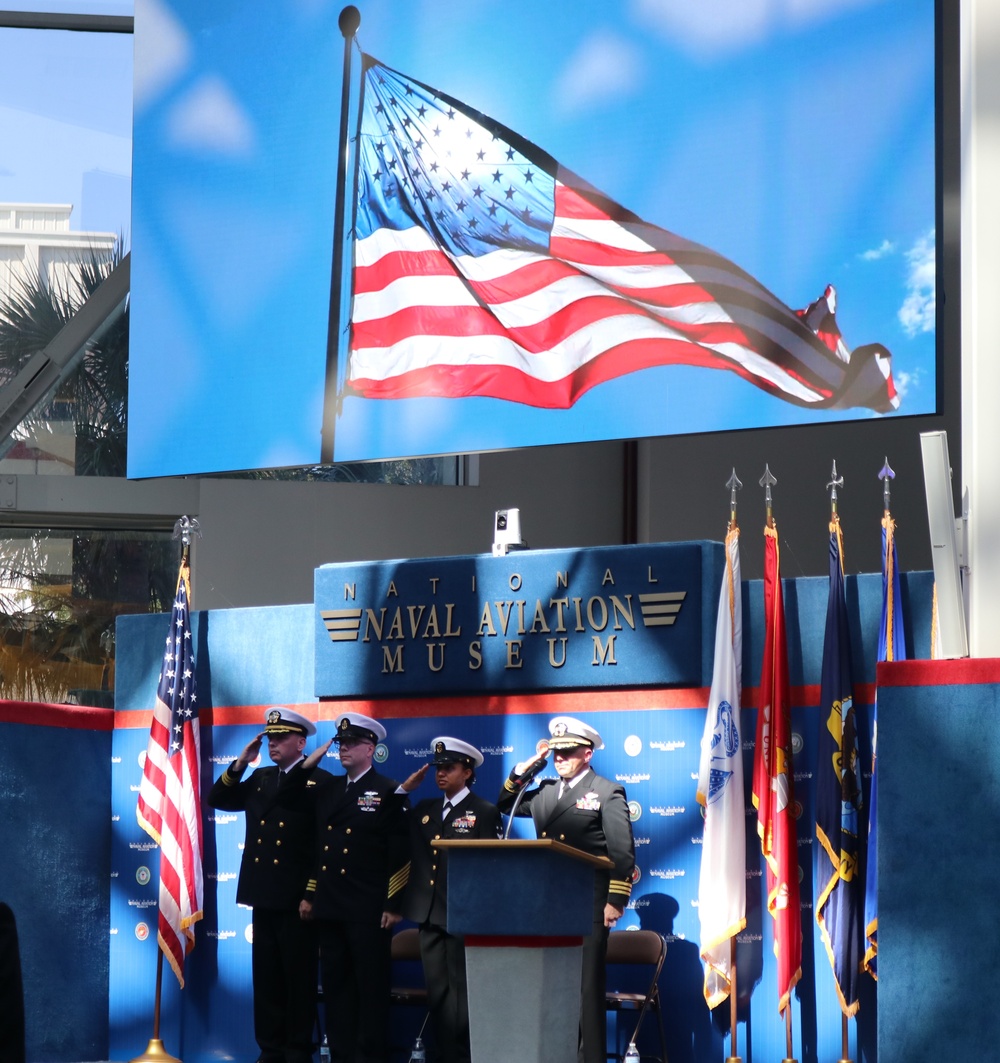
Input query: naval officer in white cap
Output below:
<box><xmin>208</xmin><ymin>706</ymin><xmax>333</xmax><ymax>1063</ymax></box>
<box><xmin>400</xmin><ymin>737</ymin><xmax>503</xmax><ymax>1063</ymax></box>
<box><xmin>497</xmin><ymin>715</ymin><xmax>635</xmax><ymax>1063</ymax></box>
<box><xmin>300</xmin><ymin>712</ymin><xmax>409</xmax><ymax>1063</ymax></box>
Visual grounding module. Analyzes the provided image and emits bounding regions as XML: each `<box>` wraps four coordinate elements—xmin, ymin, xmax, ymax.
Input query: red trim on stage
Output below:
<box><xmin>877</xmin><ymin>657</ymin><xmax>1000</xmax><ymax>687</ymax></box>
<box><xmin>320</xmin><ymin>688</ymin><xmax>712</xmax><ymax>718</ymax></box>
<box><xmin>0</xmin><ymin>700</ymin><xmax>114</xmax><ymax>730</ymax></box>
<box><xmin>465</xmin><ymin>934</ymin><xmax>583</xmax><ymax>949</ymax></box>
<box><xmin>110</xmin><ymin>682</ymin><xmax>878</xmax><ymax>731</ymax></box>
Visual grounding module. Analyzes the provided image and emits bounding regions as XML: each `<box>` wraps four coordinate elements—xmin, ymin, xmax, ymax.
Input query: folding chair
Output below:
<box><xmin>390</xmin><ymin>927</ymin><xmax>428</xmax><ymax>1009</ymax></box>
<box><xmin>605</xmin><ymin>929</ymin><xmax>668</xmax><ymax>1063</ymax></box>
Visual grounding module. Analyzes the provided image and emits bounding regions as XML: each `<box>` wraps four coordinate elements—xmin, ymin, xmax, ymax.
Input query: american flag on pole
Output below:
<box><xmin>751</xmin><ymin>522</ymin><xmax>802</xmax><ymax>1014</ymax></box>
<box><xmin>697</xmin><ymin>525</ymin><xmax>746</xmax><ymax>1008</ymax></box>
<box><xmin>865</xmin><ymin>512</ymin><xmax>906</xmax><ymax>978</ymax></box>
<box><xmin>136</xmin><ymin>559</ymin><xmax>203</xmax><ymax>986</ymax></box>
<box><xmin>347</xmin><ymin>58</ymin><xmax>899</xmax><ymax>414</ymax></box>
<box><xmin>815</xmin><ymin>519</ymin><xmax>863</xmax><ymax>1016</ymax></box>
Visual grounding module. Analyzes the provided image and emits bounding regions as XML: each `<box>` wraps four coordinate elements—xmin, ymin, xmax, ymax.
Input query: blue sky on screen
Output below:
<box><xmin>126</xmin><ymin>0</ymin><xmax>934</xmax><ymax>475</ymax></box>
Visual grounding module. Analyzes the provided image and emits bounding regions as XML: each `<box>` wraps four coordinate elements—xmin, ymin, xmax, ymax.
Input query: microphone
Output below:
<box><xmin>517</xmin><ymin>753</ymin><xmax>549</xmax><ymax>784</ymax></box>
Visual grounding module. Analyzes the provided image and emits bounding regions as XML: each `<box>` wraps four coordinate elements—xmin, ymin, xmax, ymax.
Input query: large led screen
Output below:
<box><xmin>129</xmin><ymin>0</ymin><xmax>936</xmax><ymax>477</ymax></box>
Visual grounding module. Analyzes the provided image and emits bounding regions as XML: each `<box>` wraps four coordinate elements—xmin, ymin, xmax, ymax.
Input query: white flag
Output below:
<box><xmin>696</xmin><ymin>525</ymin><xmax>746</xmax><ymax>1008</ymax></box>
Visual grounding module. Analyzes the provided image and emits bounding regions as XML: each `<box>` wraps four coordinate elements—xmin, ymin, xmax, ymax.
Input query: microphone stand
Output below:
<box><xmin>503</xmin><ymin>758</ymin><xmax>548</xmax><ymax>839</ymax></box>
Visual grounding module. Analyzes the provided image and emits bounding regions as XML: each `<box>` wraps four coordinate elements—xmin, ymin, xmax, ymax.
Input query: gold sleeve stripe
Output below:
<box><xmin>305</xmin><ymin>880</ymin><xmax>317</xmax><ymax>893</ymax></box>
<box><xmin>221</xmin><ymin>767</ymin><xmax>239</xmax><ymax>786</ymax></box>
<box><xmin>503</xmin><ymin>778</ymin><xmax>518</xmax><ymax>794</ymax></box>
<box><xmin>609</xmin><ymin>879</ymin><xmax>633</xmax><ymax>898</ymax></box>
<box><xmin>388</xmin><ymin>863</ymin><xmax>411</xmax><ymax>896</ymax></box>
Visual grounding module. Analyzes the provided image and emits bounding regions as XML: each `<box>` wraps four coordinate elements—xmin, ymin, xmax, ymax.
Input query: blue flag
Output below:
<box><xmin>815</xmin><ymin>519</ymin><xmax>862</xmax><ymax>1016</ymax></box>
<box><xmin>865</xmin><ymin>514</ymin><xmax>906</xmax><ymax>979</ymax></box>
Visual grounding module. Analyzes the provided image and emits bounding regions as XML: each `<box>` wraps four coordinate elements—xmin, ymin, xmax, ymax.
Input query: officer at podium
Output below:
<box><xmin>498</xmin><ymin>716</ymin><xmax>635</xmax><ymax>1063</ymax></box>
<box><xmin>401</xmin><ymin>737</ymin><xmax>502</xmax><ymax>1063</ymax></box>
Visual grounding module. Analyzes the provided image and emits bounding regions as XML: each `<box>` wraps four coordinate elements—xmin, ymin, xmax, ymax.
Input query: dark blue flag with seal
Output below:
<box><xmin>815</xmin><ymin>519</ymin><xmax>863</xmax><ymax>1016</ymax></box>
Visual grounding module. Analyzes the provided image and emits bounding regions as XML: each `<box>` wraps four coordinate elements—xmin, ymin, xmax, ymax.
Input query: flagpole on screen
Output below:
<box><xmin>131</xmin><ymin>517</ymin><xmax>203</xmax><ymax>1063</ymax></box>
<box><xmin>320</xmin><ymin>5</ymin><xmax>362</xmax><ymax>464</ymax></box>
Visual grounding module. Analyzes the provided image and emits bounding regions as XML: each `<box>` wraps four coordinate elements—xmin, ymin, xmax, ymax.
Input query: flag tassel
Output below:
<box><xmin>128</xmin><ymin>950</ymin><xmax>181</xmax><ymax>1063</ymax></box>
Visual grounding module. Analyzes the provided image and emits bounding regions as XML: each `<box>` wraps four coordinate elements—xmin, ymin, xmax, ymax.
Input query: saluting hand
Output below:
<box><xmin>234</xmin><ymin>733</ymin><xmax>265</xmax><ymax>770</ymax></box>
<box><xmin>514</xmin><ymin>751</ymin><xmax>547</xmax><ymax>776</ymax></box>
<box><xmin>400</xmin><ymin>762</ymin><xmax>430</xmax><ymax>793</ymax></box>
<box><xmin>303</xmin><ymin>737</ymin><xmax>335</xmax><ymax>771</ymax></box>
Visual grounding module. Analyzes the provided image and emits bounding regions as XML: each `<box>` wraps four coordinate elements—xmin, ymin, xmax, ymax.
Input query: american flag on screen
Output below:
<box><xmin>347</xmin><ymin>57</ymin><xmax>898</xmax><ymax>413</ymax></box>
<box><xmin>136</xmin><ymin>560</ymin><xmax>203</xmax><ymax>987</ymax></box>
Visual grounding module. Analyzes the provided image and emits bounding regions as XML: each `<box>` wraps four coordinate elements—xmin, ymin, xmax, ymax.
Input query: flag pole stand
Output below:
<box><xmin>780</xmin><ymin>998</ymin><xmax>797</xmax><ymax>1063</ymax></box>
<box><xmin>835</xmin><ymin>1010</ymin><xmax>854</xmax><ymax>1063</ymax></box>
<box><xmin>130</xmin><ymin>950</ymin><xmax>181</xmax><ymax>1063</ymax></box>
<box><xmin>725</xmin><ymin>936</ymin><xmax>742</xmax><ymax>1063</ymax></box>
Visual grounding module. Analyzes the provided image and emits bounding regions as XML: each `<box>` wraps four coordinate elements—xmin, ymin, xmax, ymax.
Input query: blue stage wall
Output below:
<box><xmin>876</xmin><ymin>658</ymin><xmax>1000</xmax><ymax>1063</ymax></box>
<box><xmin>103</xmin><ymin>544</ymin><xmax>936</xmax><ymax>1063</ymax></box>
<box><xmin>0</xmin><ymin>702</ymin><xmax>113</xmax><ymax>1062</ymax></box>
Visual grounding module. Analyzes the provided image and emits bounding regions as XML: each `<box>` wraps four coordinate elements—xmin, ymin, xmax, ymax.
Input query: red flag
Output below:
<box><xmin>752</xmin><ymin>523</ymin><xmax>803</xmax><ymax>1013</ymax></box>
<box><xmin>136</xmin><ymin>559</ymin><xmax>203</xmax><ymax>986</ymax></box>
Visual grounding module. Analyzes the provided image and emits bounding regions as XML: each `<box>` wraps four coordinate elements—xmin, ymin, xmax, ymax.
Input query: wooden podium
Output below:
<box><xmin>435</xmin><ymin>839</ymin><xmax>612</xmax><ymax>1063</ymax></box>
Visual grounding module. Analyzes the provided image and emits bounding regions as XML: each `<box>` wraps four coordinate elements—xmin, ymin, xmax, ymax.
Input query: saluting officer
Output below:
<box><xmin>498</xmin><ymin>716</ymin><xmax>635</xmax><ymax>1063</ymax></box>
<box><xmin>300</xmin><ymin>712</ymin><xmax>409</xmax><ymax>1063</ymax></box>
<box><xmin>401</xmin><ymin>737</ymin><xmax>502</xmax><ymax>1063</ymax></box>
<box><xmin>207</xmin><ymin>706</ymin><xmax>333</xmax><ymax>1063</ymax></box>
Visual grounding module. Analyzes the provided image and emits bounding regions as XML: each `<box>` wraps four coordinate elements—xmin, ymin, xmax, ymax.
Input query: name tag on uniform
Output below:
<box><xmin>576</xmin><ymin>792</ymin><xmax>601</xmax><ymax>811</ymax></box>
<box><xmin>358</xmin><ymin>791</ymin><xmax>382</xmax><ymax>812</ymax></box>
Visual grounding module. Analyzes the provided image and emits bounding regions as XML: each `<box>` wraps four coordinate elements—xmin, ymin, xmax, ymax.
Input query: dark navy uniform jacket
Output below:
<box><xmin>304</xmin><ymin>769</ymin><xmax>411</xmax><ymax>922</ymax></box>
<box><xmin>403</xmin><ymin>791</ymin><xmax>503</xmax><ymax>927</ymax></box>
<box><xmin>498</xmin><ymin>767</ymin><xmax>635</xmax><ymax>910</ymax></box>
<box><xmin>207</xmin><ymin>760</ymin><xmax>333</xmax><ymax>910</ymax></box>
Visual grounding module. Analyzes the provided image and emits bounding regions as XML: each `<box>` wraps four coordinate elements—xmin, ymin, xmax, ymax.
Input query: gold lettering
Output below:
<box><xmin>494</xmin><ymin>600</ymin><xmax>515</xmax><ymax>636</ymax></box>
<box><xmin>344</xmin><ymin>582</ymin><xmax>356</xmax><ymax>601</ymax></box>
<box><xmin>547</xmin><ymin>638</ymin><xmax>568</xmax><ymax>668</ymax></box>
<box><xmin>386</xmin><ymin>609</ymin><xmax>404</xmax><ymax>640</ymax></box>
<box><xmin>443</xmin><ymin>603</ymin><xmax>462</xmax><ymax>637</ymax></box>
<box><xmin>422</xmin><ymin>606</ymin><xmax>441</xmax><ymax>639</ymax></box>
<box><xmin>406</xmin><ymin>605</ymin><xmax>426</xmax><ymax>638</ymax></box>
<box><xmin>387</xmin><ymin>581</ymin><xmax>398</xmax><ymax>598</ymax></box>
<box><xmin>427</xmin><ymin>643</ymin><xmax>446</xmax><ymax>672</ymax></box>
<box><xmin>515</xmin><ymin>599</ymin><xmax>526</xmax><ymax>634</ymax></box>
<box><xmin>509</xmin><ymin>572</ymin><xmax>522</xmax><ymax>592</ymax></box>
<box><xmin>556</xmin><ymin>570</ymin><xmax>568</xmax><ymax>589</ymax></box>
<box><xmin>468</xmin><ymin>641</ymin><xmax>482</xmax><ymax>670</ymax></box>
<box><xmin>549</xmin><ymin>598</ymin><xmax>569</xmax><ymax>632</ymax></box>
<box><xmin>477</xmin><ymin>602</ymin><xmax>497</xmax><ymax>637</ymax></box>
<box><xmin>529</xmin><ymin>599</ymin><xmax>551</xmax><ymax>633</ymax></box>
<box><xmin>602</xmin><ymin>568</ymin><xmax>615</xmax><ymax>586</ymax></box>
<box><xmin>647</xmin><ymin>566</ymin><xmax>658</xmax><ymax>584</ymax></box>
<box><xmin>571</xmin><ymin>597</ymin><xmax>586</xmax><ymax>632</ymax></box>
<box><xmin>382</xmin><ymin>645</ymin><xmax>404</xmax><ymax>673</ymax></box>
<box><xmin>609</xmin><ymin>594</ymin><xmax>636</xmax><ymax>631</ymax></box>
<box><xmin>587</xmin><ymin>596</ymin><xmax>609</xmax><ymax>632</ymax></box>
<box><xmin>592</xmin><ymin>634</ymin><xmax>618</xmax><ymax>666</ymax></box>
<box><xmin>362</xmin><ymin>608</ymin><xmax>386</xmax><ymax>642</ymax></box>
<box><xmin>505</xmin><ymin>639</ymin><xmax>523</xmax><ymax>669</ymax></box>
<box><xmin>430</xmin><ymin>577</ymin><xmax>439</xmax><ymax>594</ymax></box>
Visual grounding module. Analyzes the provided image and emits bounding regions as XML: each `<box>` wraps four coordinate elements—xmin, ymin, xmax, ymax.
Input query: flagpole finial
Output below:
<box><xmin>338</xmin><ymin>5</ymin><xmax>360</xmax><ymax>37</ymax></box>
<box><xmin>173</xmin><ymin>516</ymin><xmax>202</xmax><ymax>549</ymax></box>
<box><xmin>878</xmin><ymin>456</ymin><xmax>895</xmax><ymax>512</ymax></box>
<box><xmin>726</xmin><ymin>468</ymin><xmax>742</xmax><ymax>526</ymax></box>
<box><xmin>759</xmin><ymin>464</ymin><xmax>777</xmax><ymax>521</ymax></box>
<box><xmin>827</xmin><ymin>459</ymin><xmax>844</xmax><ymax>518</ymax></box>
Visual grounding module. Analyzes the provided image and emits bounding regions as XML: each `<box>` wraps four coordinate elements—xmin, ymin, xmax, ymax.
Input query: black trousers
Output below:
<box><xmin>419</xmin><ymin>923</ymin><xmax>470</xmax><ymax>1063</ymax></box>
<box><xmin>252</xmin><ymin>907</ymin><xmax>319</xmax><ymax>1063</ymax></box>
<box><xmin>0</xmin><ymin>903</ymin><xmax>25</xmax><ymax>1063</ymax></box>
<box><xmin>580</xmin><ymin>882</ymin><xmax>611</xmax><ymax>1063</ymax></box>
<box><xmin>318</xmin><ymin>918</ymin><xmax>392</xmax><ymax>1063</ymax></box>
